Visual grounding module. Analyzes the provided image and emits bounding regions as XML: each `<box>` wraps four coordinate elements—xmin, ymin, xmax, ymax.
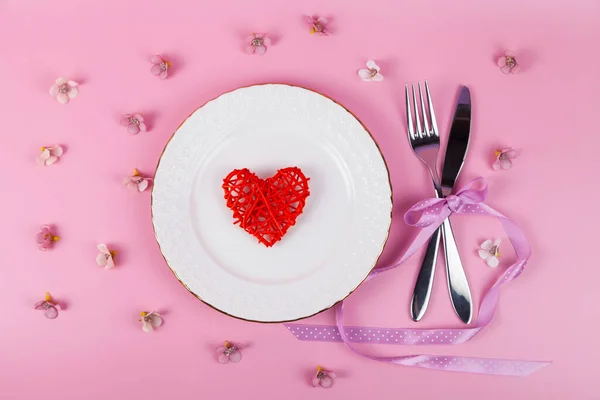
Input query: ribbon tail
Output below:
<box><xmin>391</xmin><ymin>355</ymin><xmax>550</xmax><ymax>376</ymax></box>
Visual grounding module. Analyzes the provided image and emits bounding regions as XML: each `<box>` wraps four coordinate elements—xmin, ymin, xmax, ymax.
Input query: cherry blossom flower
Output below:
<box><xmin>478</xmin><ymin>239</ymin><xmax>501</xmax><ymax>268</ymax></box>
<box><xmin>497</xmin><ymin>50</ymin><xmax>520</xmax><ymax>74</ymax></box>
<box><xmin>140</xmin><ymin>311</ymin><xmax>163</xmax><ymax>332</ymax></box>
<box><xmin>96</xmin><ymin>244</ymin><xmax>117</xmax><ymax>269</ymax></box>
<box><xmin>150</xmin><ymin>55</ymin><xmax>171</xmax><ymax>79</ymax></box>
<box><xmin>305</xmin><ymin>15</ymin><xmax>329</xmax><ymax>35</ymax></box>
<box><xmin>37</xmin><ymin>145</ymin><xmax>64</xmax><ymax>166</ymax></box>
<box><xmin>36</xmin><ymin>225</ymin><xmax>60</xmax><ymax>251</ymax></box>
<box><xmin>49</xmin><ymin>77</ymin><xmax>79</xmax><ymax>104</ymax></box>
<box><xmin>120</xmin><ymin>113</ymin><xmax>147</xmax><ymax>135</ymax></box>
<box><xmin>123</xmin><ymin>168</ymin><xmax>152</xmax><ymax>192</ymax></box>
<box><xmin>216</xmin><ymin>341</ymin><xmax>242</xmax><ymax>364</ymax></box>
<box><xmin>312</xmin><ymin>365</ymin><xmax>336</xmax><ymax>388</ymax></box>
<box><xmin>358</xmin><ymin>60</ymin><xmax>384</xmax><ymax>82</ymax></box>
<box><xmin>245</xmin><ymin>33</ymin><xmax>271</xmax><ymax>55</ymax></box>
<box><xmin>493</xmin><ymin>148</ymin><xmax>517</xmax><ymax>171</ymax></box>
<box><xmin>34</xmin><ymin>292</ymin><xmax>60</xmax><ymax>319</ymax></box>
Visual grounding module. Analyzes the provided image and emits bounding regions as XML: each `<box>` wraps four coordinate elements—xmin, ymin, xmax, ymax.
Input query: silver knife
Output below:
<box><xmin>440</xmin><ymin>86</ymin><xmax>473</xmax><ymax>323</ymax></box>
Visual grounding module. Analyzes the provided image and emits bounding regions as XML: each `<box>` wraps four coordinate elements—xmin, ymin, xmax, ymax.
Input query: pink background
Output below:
<box><xmin>1</xmin><ymin>0</ymin><xmax>599</xmax><ymax>398</ymax></box>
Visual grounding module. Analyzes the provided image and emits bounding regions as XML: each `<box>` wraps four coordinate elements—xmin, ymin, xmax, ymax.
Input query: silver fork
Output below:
<box><xmin>405</xmin><ymin>81</ymin><xmax>443</xmax><ymax>321</ymax></box>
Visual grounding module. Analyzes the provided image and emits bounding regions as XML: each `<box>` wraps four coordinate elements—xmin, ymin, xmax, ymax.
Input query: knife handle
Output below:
<box><xmin>410</xmin><ymin>226</ymin><xmax>441</xmax><ymax>321</ymax></box>
<box><xmin>440</xmin><ymin>218</ymin><xmax>473</xmax><ymax>324</ymax></box>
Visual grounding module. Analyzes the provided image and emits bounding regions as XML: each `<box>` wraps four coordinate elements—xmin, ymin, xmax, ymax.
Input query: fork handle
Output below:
<box><xmin>410</xmin><ymin>226</ymin><xmax>441</xmax><ymax>321</ymax></box>
<box><xmin>441</xmin><ymin>218</ymin><xmax>473</xmax><ymax>324</ymax></box>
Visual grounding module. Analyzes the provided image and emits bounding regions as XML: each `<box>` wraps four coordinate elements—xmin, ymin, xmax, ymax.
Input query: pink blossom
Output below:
<box><xmin>497</xmin><ymin>50</ymin><xmax>520</xmax><ymax>74</ymax></box>
<box><xmin>358</xmin><ymin>60</ymin><xmax>384</xmax><ymax>82</ymax></box>
<box><xmin>123</xmin><ymin>169</ymin><xmax>152</xmax><ymax>192</ymax></box>
<box><xmin>493</xmin><ymin>148</ymin><xmax>517</xmax><ymax>171</ymax></box>
<box><xmin>245</xmin><ymin>33</ymin><xmax>271</xmax><ymax>55</ymax></box>
<box><xmin>216</xmin><ymin>341</ymin><xmax>242</xmax><ymax>364</ymax></box>
<box><xmin>37</xmin><ymin>145</ymin><xmax>64</xmax><ymax>166</ymax></box>
<box><xmin>478</xmin><ymin>239</ymin><xmax>501</xmax><ymax>268</ymax></box>
<box><xmin>140</xmin><ymin>311</ymin><xmax>163</xmax><ymax>332</ymax></box>
<box><xmin>49</xmin><ymin>77</ymin><xmax>79</xmax><ymax>104</ymax></box>
<box><xmin>120</xmin><ymin>113</ymin><xmax>147</xmax><ymax>135</ymax></box>
<box><xmin>96</xmin><ymin>244</ymin><xmax>116</xmax><ymax>269</ymax></box>
<box><xmin>312</xmin><ymin>366</ymin><xmax>336</xmax><ymax>388</ymax></box>
<box><xmin>34</xmin><ymin>292</ymin><xmax>60</xmax><ymax>319</ymax></box>
<box><xmin>150</xmin><ymin>55</ymin><xmax>171</xmax><ymax>79</ymax></box>
<box><xmin>36</xmin><ymin>225</ymin><xmax>60</xmax><ymax>251</ymax></box>
<box><xmin>305</xmin><ymin>15</ymin><xmax>329</xmax><ymax>35</ymax></box>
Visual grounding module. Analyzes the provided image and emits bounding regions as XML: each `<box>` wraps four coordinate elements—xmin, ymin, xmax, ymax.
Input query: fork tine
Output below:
<box><xmin>412</xmin><ymin>83</ymin><xmax>423</xmax><ymax>138</ymax></box>
<box><xmin>424</xmin><ymin>81</ymin><xmax>439</xmax><ymax>137</ymax></box>
<box><xmin>418</xmin><ymin>82</ymin><xmax>431</xmax><ymax>137</ymax></box>
<box><xmin>405</xmin><ymin>84</ymin><xmax>415</xmax><ymax>140</ymax></box>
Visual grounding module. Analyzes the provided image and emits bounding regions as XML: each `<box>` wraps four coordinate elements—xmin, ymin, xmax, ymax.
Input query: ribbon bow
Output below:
<box><xmin>405</xmin><ymin>177</ymin><xmax>488</xmax><ymax>228</ymax></box>
<box><xmin>285</xmin><ymin>177</ymin><xmax>549</xmax><ymax>376</ymax></box>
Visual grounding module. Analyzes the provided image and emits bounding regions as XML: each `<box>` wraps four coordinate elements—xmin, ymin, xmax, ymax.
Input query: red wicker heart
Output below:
<box><xmin>222</xmin><ymin>167</ymin><xmax>310</xmax><ymax>247</ymax></box>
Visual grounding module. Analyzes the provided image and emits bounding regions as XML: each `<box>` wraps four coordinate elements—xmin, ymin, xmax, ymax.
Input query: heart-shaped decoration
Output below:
<box><xmin>222</xmin><ymin>167</ymin><xmax>311</xmax><ymax>247</ymax></box>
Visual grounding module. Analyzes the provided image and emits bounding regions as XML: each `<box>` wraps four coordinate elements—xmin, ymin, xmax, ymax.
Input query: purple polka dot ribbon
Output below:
<box><xmin>285</xmin><ymin>178</ymin><xmax>550</xmax><ymax>376</ymax></box>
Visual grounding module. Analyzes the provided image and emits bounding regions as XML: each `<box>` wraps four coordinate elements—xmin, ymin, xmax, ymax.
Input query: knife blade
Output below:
<box><xmin>441</xmin><ymin>87</ymin><xmax>471</xmax><ymax>194</ymax></box>
<box><xmin>440</xmin><ymin>86</ymin><xmax>473</xmax><ymax>323</ymax></box>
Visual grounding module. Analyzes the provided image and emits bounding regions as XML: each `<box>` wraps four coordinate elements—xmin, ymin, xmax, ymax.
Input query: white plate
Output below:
<box><xmin>152</xmin><ymin>84</ymin><xmax>392</xmax><ymax>322</ymax></box>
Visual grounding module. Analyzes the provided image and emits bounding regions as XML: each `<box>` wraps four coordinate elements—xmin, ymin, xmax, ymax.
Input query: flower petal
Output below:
<box><xmin>55</xmin><ymin>77</ymin><xmax>68</xmax><ymax>85</ymax></box>
<box><xmin>366</xmin><ymin>60</ymin><xmax>378</xmax><ymax>70</ymax></box>
<box><xmin>228</xmin><ymin>350</ymin><xmax>242</xmax><ymax>363</ymax></box>
<box><xmin>311</xmin><ymin>377</ymin><xmax>320</xmax><ymax>387</ymax></box>
<box><xmin>358</xmin><ymin>69</ymin><xmax>372</xmax><ymax>80</ymax></box>
<box><xmin>49</xmin><ymin>85</ymin><xmax>59</xmax><ymax>97</ymax></box>
<box><xmin>255</xmin><ymin>45</ymin><xmax>267</xmax><ymax>55</ymax></box>
<box><xmin>319</xmin><ymin>375</ymin><xmax>334</xmax><ymax>388</ymax></box>
<box><xmin>150</xmin><ymin>64</ymin><xmax>163</xmax><ymax>76</ymax></box>
<box><xmin>138</xmin><ymin>123</ymin><xmax>147</xmax><ymax>132</ymax></box>
<box><xmin>493</xmin><ymin>160</ymin><xmax>502</xmax><ymax>171</ymax></box>
<box><xmin>96</xmin><ymin>253</ymin><xmax>107</xmax><ymax>266</ymax></box>
<box><xmin>245</xmin><ymin>45</ymin><xmax>256</xmax><ymax>54</ymax></box>
<box><xmin>45</xmin><ymin>155</ymin><xmax>58</xmax><ymax>166</ymax></box>
<box><xmin>45</xmin><ymin>306</ymin><xmax>58</xmax><ymax>319</ymax></box>
<box><xmin>504</xmin><ymin>149</ymin><xmax>517</xmax><ymax>159</ymax></box>
<box><xmin>137</xmin><ymin>179</ymin><xmax>149</xmax><ymax>192</ymax></box>
<box><xmin>97</xmin><ymin>244</ymin><xmax>109</xmax><ymax>254</ymax></box>
<box><xmin>262</xmin><ymin>37</ymin><xmax>272</xmax><ymax>46</ymax></box>
<box><xmin>509</xmin><ymin>63</ymin><xmax>520</xmax><ymax>74</ymax></box>
<box><xmin>500</xmin><ymin>64</ymin><xmax>512</xmax><ymax>74</ymax></box>
<box><xmin>150</xmin><ymin>55</ymin><xmax>163</xmax><ymax>64</ymax></box>
<box><xmin>142</xmin><ymin>320</ymin><xmax>153</xmax><ymax>333</ymax></box>
<box><xmin>120</xmin><ymin>114</ymin><xmax>132</xmax><ymax>125</ymax></box>
<box><xmin>127</xmin><ymin>124</ymin><xmax>140</xmax><ymax>135</ymax></box>
<box><xmin>159</xmin><ymin>70</ymin><xmax>168</xmax><ymax>79</ymax></box>
<box><xmin>499</xmin><ymin>158</ymin><xmax>512</xmax><ymax>170</ymax></box>
<box><xmin>486</xmin><ymin>256</ymin><xmax>499</xmax><ymax>268</ymax></box>
<box><xmin>34</xmin><ymin>300</ymin><xmax>47</xmax><ymax>310</ymax></box>
<box><xmin>371</xmin><ymin>73</ymin><xmax>384</xmax><ymax>82</ymax></box>
<box><xmin>150</xmin><ymin>314</ymin><xmax>163</xmax><ymax>328</ymax></box>
<box><xmin>493</xmin><ymin>238</ymin><xmax>502</xmax><ymax>247</ymax></box>
<box><xmin>478</xmin><ymin>249</ymin><xmax>490</xmax><ymax>260</ymax></box>
<box><xmin>481</xmin><ymin>239</ymin><xmax>493</xmax><ymax>250</ymax></box>
<box><xmin>218</xmin><ymin>353</ymin><xmax>229</xmax><ymax>364</ymax></box>
<box><xmin>52</xmin><ymin>145</ymin><xmax>64</xmax><ymax>157</ymax></box>
<box><xmin>497</xmin><ymin>57</ymin><xmax>507</xmax><ymax>68</ymax></box>
<box><xmin>56</xmin><ymin>93</ymin><xmax>69</xmax><ymax>104</ymax></box>
<box><xmin>105</xmin><ymin>256</ymin><xmax>115</xmax><ymax>269</ymax></box>
<box><xmin>67</xmin><ymin>86</ymin><xmax>78</xmax><ymax>99</ymax></box>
